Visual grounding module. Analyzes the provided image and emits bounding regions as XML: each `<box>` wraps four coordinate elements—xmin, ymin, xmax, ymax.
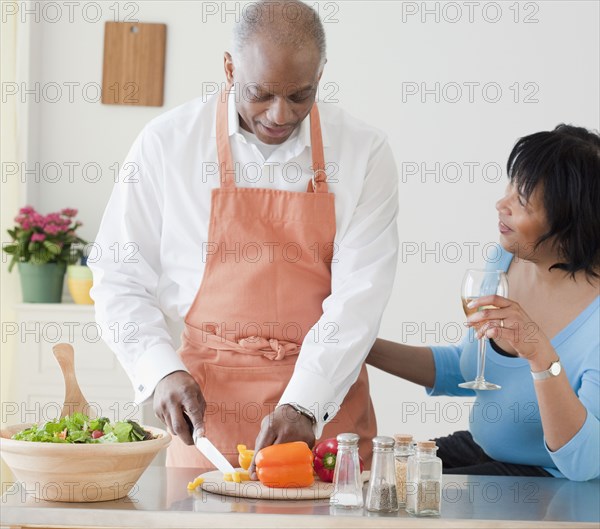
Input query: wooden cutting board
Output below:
<box><xmin>199</xmin><ymin>470</ymin><xmax>370</xmax><ymax>501</ymax></box>
<box><xmin>102</xmin><ymin>21</ymin><xmax>166</xmax><ymax>107</ymax></box>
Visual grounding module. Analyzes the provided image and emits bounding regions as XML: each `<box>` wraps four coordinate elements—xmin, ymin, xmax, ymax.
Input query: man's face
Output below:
<box><xmin>225</xmin><ymin>37</ymin><xmax>323</xmax><ymax>145</ymax></box>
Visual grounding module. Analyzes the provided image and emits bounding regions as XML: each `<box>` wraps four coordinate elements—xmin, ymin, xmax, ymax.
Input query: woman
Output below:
<box><xmin>368</xmin><ymin>124</ymin><xmax>599</xmax><ymax>480</ymax></box>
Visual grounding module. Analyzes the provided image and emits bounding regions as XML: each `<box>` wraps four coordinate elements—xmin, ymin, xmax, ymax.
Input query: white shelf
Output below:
<box><xmin>16</xmin><ymin>303</ymin><xmax>95</xmax><ymax>313</ymax></box>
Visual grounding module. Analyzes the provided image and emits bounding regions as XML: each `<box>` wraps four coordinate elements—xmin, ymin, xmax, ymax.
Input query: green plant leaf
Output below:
<box><xmin>43</xmin><ymin>240</ymin><xmax>61</xmax><ymax>255</ymax></box>
<box><xmin>18</xmin><ymin>230</ymin><xmax>31</xmax><ymax>243</ymax></box>
<box><xmin>2</xmin><ymin>244</ymin><xmax>17</xmax><ymax>255</ymax></box>
<box><xmin>30</xmin><ymin>247</ymin><xmax>52</xmax><ymax>265</ymax></box>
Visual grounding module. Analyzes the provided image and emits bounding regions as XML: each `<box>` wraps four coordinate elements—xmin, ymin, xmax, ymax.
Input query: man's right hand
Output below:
<box><xmin>153</xmin><ymin>371</ymin><xmax>206</xmax><ymax>446</ymax></box>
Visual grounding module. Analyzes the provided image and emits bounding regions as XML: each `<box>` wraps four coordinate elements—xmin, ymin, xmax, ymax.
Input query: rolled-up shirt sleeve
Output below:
<box><xmin>545</xmin><ymin>366</ymin><xmax>600</xmax><ymax>481</ymax></box>
<box><xmin>89</xmin><ymin>127</ymin><xmax>188</xmax><ymax>404</ymax></box>
<box><xmin>427</xmin><ymin>334</ymin><xmax>476</xmax><ymax>398</ymax></box>
<box><xmin>278</xmin><ymin>137</ymin><xmax>399</xmax><ymax>438</ymax></box>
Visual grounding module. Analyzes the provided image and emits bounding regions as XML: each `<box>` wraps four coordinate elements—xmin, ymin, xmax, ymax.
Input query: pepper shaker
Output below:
<box><xmin>365</xmin><ymin>436</ymin><xmax>399</xmax><ymax>512</ymax></box>
<box><xmin>329</xmin><ymin>433</ymin><xmax>364</xmax><ymax>509</ymax></box>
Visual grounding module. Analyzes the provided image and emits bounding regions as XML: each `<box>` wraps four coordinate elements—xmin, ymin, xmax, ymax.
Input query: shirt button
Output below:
<box><xmin>138</xmin><ymin>385</ymin><xmax>144</xmax><ymax>392</ymax></box>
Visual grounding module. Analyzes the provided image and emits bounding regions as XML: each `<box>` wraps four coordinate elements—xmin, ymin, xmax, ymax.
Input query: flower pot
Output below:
<box><xmin>67</xmin><ymin>279</ymin><xmax>94</xmax><ymax>304</ymax></box>
<box><xmin>18</xmin><ymin>262</ymin><xmax>66</xmax><ymax>303</ymax></box>
<box><xmin>67</xmin><ymin>265</ymin><xmax>93</xmax><ymax>304</ymax></box>
<box><xmin>67</xmin><ymin>264</ymin><xmax>93</xmax><ymax>280</ymax></box>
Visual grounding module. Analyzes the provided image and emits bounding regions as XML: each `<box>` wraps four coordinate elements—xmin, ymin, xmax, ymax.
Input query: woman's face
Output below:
<box><xmin>495</xmin><ymin>182</ymin><xmax>552</xmax><ymax>261</ymax></box>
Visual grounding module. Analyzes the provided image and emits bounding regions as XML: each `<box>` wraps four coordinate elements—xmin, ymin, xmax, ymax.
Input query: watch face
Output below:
<box><xmin>550</xmin><ymin>361</ymin><xmax>562</xmax><ymax>376</ymax></box>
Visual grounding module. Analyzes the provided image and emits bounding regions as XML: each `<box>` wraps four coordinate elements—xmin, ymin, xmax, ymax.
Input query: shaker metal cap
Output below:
<box><xmin>337</xmin><ymin>432</ymin><xmax>360</xmax><ymax>445</ymax></box>
<box><xmin>372</xmin><ymin>435</ymin><xmax>395</xmax><ymax>448</ymax></box>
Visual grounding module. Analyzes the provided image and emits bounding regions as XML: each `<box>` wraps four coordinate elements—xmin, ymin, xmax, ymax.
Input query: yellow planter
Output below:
<box><xmin>67</xmin><ymin>278</ymin><xmax>94</xmax><ymax>305</ymax></box>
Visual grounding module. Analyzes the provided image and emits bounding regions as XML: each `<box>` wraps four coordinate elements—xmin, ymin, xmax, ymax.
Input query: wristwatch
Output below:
<box><xmin>531</xmin><ymin>358</ymin><xmax>562</xmax><ymax>380</ymax></box>
<box><xmin>283</xmin><ymin>403</ymin><xmax>317</xmax><ymax>425</ymax></box>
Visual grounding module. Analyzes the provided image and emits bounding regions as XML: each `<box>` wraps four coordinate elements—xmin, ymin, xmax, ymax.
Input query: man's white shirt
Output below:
<box><xmin>89</xmin><ymin>89</ymin><xmax>399</xmax><ymax>437</ymax></box>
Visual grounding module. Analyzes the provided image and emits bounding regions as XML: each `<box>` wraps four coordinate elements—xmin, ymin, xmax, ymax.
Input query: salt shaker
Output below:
<box><xmin>365</xmin><ymin>436</ymin><xmax>399</xmax><ymax>512</ymax></box>
<box><xmin>406</xmin><ymin>440</ymin><xmax>442</xmax><ymax>517</ymax></box>
<box><xmin>393</xmin><ymin>434</ymin><xmax>414</xmax><ymax>507</ymax></box>
<box><xmin>329</xmin><ymin>433</ymin><xmax>364</xmax><ymax>509</ymax></box>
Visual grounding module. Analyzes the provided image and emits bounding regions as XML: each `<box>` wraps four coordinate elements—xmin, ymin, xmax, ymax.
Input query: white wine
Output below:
<box><xmin>462</xmin><ymin>297</ymin><xmax>498</xmax><ymax>317</ymax></box>
<box><xmin>459</xmin><ymin>269</ymin><xmax>507</xmax><ymax>391</ymax></box>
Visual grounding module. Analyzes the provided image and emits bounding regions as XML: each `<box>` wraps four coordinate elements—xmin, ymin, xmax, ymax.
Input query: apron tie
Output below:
<box><xmin>238</xmin><ymin>337</ymin><xmax>299</xmax><ymax>360</ymax></box>
<box><xmin>184</xmin><ymin>324</ymin><xmax>300</xmax><ymax>360</ymax></box>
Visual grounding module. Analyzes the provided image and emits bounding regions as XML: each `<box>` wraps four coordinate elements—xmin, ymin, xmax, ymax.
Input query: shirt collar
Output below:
<box><xmin>210</xmin><ymin>87</ymin><xmax>330</xmax><ymax>147</ymax></box>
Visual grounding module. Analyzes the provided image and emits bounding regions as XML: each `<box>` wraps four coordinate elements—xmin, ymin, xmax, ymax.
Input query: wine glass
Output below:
<box><xmin>459</xmin><ymin>269</ymin><xmax>508</xmax><ymax>390</ymax></box>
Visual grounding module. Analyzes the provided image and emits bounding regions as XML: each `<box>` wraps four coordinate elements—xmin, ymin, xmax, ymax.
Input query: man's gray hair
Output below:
<box><xmin>232</xmin><ymin>0</ymin><xmax>327</xmax><ymax>65</ymax></box>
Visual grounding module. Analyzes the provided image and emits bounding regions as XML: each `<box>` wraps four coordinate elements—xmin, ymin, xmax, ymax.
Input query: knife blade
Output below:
<box><xmin>193</xmin><ymin>432</ymin><xmax>236</xmax><ymax>474</ymax></box>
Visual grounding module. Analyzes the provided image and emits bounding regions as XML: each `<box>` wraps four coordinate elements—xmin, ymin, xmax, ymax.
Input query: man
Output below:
<box><xmin>90</xmin><ymin>0</ymin><xmax>398</xmax><ymax>474</ymax></box>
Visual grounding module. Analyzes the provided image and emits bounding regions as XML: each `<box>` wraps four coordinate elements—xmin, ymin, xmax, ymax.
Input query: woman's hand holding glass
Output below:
<box><xmin>459</xmin><ymin>269</ymin><xmax>508</xmax><ymax>390</ymax></box>
<box><xmin>466</xmin><ymin>295</ymin><xmax>553</xmax><ymax>363</ymax></box>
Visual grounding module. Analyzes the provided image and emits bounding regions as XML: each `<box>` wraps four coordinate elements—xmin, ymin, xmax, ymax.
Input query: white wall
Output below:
<box><xmin>11</xmin><ymin>1</ymin><xmax>600</xmax><ymax>441</ymax></box>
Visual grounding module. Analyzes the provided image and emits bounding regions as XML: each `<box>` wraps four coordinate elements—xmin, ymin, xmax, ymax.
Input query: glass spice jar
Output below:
<box><xmin>365</xmin><ymin>436</ymin><xmax>399</xmax><ymax>512</ymax></box>
<box><xmin>406</xmin><ymin>440</ymin><xmax>442</xmax><ymax>517</ymax></box>
<box><xmin>329</xmin><ymin>432</ymin><xmax>364</xmax><ymax>509</ymax></box>
<box><xmin>393</xmin><ymin>434</ymin><xmax>414</xmax><ymax>507</ymax></box>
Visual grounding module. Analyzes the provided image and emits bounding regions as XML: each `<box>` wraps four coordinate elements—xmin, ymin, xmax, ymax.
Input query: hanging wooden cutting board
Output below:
<box><xmin>102</xmin><ymin>21</ymin><xmax>166</xmax><ymax>107</ymax></box>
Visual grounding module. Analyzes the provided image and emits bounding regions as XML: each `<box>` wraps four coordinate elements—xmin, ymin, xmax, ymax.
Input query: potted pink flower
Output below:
<box><xmin>3</xmin><ymin>206</ymin><xmax>88</xmax><ymax>303</ymax></box>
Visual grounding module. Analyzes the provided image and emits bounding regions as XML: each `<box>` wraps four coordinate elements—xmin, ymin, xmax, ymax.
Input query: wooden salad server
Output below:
<box><xmin>53</xmin><ymin>343</ymin><xmax>96</xmax><ymax>419</ymax></box>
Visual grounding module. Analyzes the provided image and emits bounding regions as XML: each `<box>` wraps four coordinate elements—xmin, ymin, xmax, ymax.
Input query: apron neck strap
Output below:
<box><xmin>307</xmin><ymin>103</ymin><xmax>327</xmax><ymax>193</ymax></box>
<box><xmin>216</xmin><ymin>85</ymin><xmax>235</xmax><ymax>189</ymax></box>
<box><xmin>216</xmin><ymin>86</ymin><xmax>329</xmax><ymax>193</ymax></box>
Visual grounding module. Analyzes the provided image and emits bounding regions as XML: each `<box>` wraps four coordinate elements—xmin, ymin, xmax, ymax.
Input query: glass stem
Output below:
<box><xmin>476</xmin><ymin>337</ymin><xmax>487</xmax><ymax>381</ymax></box>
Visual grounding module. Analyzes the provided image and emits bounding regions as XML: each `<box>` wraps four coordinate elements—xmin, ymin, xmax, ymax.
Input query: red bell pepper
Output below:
<box><xmin>313</xmin><ymin>437</ymin><xmax>364</xmax><ymax>482</ymax></box>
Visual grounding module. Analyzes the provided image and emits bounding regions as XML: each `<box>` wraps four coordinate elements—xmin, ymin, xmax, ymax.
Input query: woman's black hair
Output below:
<box><xmin>506</xmin><ymin>123</ymin><xmax>600</xmax><ymax>279</ymax></box>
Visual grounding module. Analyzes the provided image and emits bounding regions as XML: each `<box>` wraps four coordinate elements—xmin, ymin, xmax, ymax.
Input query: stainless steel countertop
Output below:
<box><xmin>1</xmin><ymin>467</ymin><xmax>598</xmax><ymax>528</ymax></box>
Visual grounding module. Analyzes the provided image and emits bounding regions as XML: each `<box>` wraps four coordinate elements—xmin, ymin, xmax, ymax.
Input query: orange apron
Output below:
<box><xmin>167</xmin><ymin>88</ymin><xmax>376</xmax><ymax>468</ymax></box>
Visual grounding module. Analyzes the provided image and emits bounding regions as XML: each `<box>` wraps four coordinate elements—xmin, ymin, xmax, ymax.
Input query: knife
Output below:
<box><xmin>193</xmin><ymin>431</ymin><xmax>236</xmax><ymax>474</ymax></box>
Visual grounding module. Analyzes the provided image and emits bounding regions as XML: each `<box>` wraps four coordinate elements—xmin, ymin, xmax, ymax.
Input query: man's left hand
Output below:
<box><xmin>248</xmin><ymin>405</ymin><xmax>316</xmax><ymax>480</ymax></box>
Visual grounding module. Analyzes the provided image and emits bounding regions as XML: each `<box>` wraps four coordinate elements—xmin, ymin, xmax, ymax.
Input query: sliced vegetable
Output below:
<box><xmin>11</xmin><ymin>413</ymin><xmax>154</xmax><ymax>444</ymax></box>
<box><xmin>187</xmin><ymin>476</ymin><xmax>204</xmax><ymax>490</ymax></box>
<box><xmin>255</xmin><ymin>441</ymin><xmax>314</xmax><ymax>488</ymax></box>
<box><xmin>313</xmin><ymin>437</ymin><xmax>364</xmax><ymax>482</ymax></box>
<box><xmin>223</xmin><ymin>470</ymin><xmax>250</xmax><ymax>483</ymax></box>
<box><xmin>237</xmin><ymin>444</ymin><xmax>254</xmax><ymax>470</ymax></box>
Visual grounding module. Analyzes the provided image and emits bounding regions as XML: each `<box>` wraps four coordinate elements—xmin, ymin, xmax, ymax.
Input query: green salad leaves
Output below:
<box><xmin>12</xmin><ymin>413</ymin><xmax>154</xmax><ymax>444</ymax></box>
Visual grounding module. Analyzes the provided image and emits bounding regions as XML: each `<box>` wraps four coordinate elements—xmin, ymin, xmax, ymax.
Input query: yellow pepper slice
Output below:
<box><xmin>237</xmin><ymin>444</ymin><xmax>255</xmax><ymax>470</ymax></box>
<box><xmin>223</xmin><ymin>471</ymin><xmax>248</xmax><ymax>483</ymax></box>
<box><xmin>187</xmin><ymin>477</ymin><xmax>205</xmax><ymax>490</ymax></box>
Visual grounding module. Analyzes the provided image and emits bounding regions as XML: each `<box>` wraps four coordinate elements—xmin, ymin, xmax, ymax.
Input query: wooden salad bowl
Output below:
<box><xmin>0</xmin><ymin>423</ymin><xmax>171</xmax><ymax>502</ymax></box>
<box><xmin>0</xmin><ymin>344</ymin><xmax>171</xmax><ymax>502</ymax></box>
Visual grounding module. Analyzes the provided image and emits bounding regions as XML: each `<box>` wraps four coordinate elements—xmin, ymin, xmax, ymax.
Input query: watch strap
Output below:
<box><xmin>282</xmin><ymin>403</ymin><xmax>316</xmax><ymax>424</ymax></box>
<box><xmin>531</xmin><ymin>359</ymin><xmax>561</xmax><ymax>380</ymax></box>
